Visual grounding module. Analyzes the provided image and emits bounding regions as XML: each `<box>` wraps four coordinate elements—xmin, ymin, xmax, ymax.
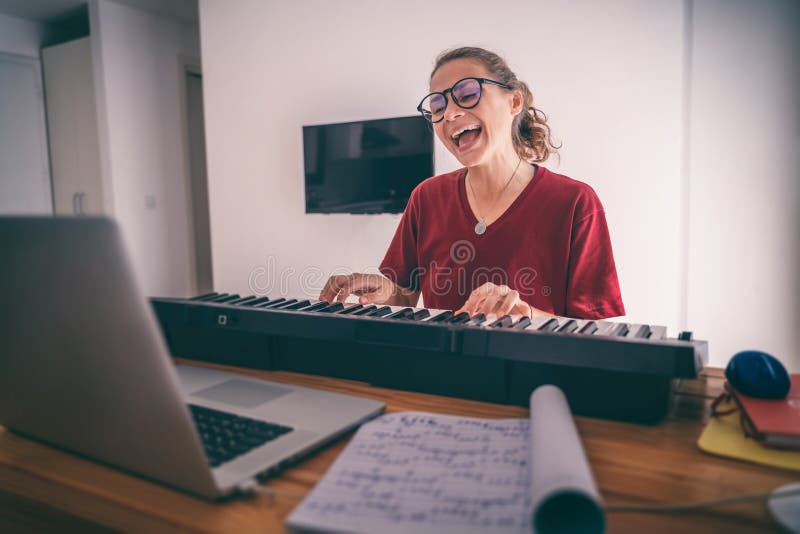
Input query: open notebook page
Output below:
<box><xmin>286</xmin><ymin>412</ymin><xmax>531</xmax><ymax>534</ymax></box>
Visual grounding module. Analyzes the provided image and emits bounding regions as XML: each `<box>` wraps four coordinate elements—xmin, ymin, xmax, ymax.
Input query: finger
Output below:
<box><xmin>495</xmin><ymin>291</ymin><xmax>520</xmax><ymax>317</ymax></box>
<box><xmin>319</xmin><ymin>274</ymin><xmax>350</xmax><ymax>303</ymax></box>
<box><xmin>464</xmin><ymin>294</ymin><xmax>489</xmax><ymax>317</ymax></box>
<box><xmin>336</xmin><ymin>274</ymin><xmax>382</xmax><ymax>304</ymax></box>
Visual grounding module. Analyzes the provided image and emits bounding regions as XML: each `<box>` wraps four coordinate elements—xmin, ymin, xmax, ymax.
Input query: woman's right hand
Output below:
<box><xmin>319</xmin><ymin>273</ymin><xmax>405</xmax><ymax>305</ymax></box>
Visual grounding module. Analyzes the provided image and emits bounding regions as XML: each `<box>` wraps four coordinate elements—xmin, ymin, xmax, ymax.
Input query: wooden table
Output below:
<box><xmin>1</xmin><ymin>361</ymin><xmax>796</xmax><ymax>533</ymax></box>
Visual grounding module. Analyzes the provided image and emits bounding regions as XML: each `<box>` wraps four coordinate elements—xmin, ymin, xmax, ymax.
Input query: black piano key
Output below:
<box><xmin>352</xmin><ymin>305</ymin><xmax>377</xmax><ymax>316</ymax></box>
<box><xmin>447</xmin><ymin>312</ymin><xmax>471</xmax><ymax>324</ymax></box>
<box><xmin>228</xmin><ymin>295</ymin><xmax>257</xmax><ymax>305</ymax></box>
<box><xmin>206</xmin><ymin>293</ymin><xmax>229</xmax><ymax>302</ymax></box>
<box><xmin>298</xmin><ymin>301</ymin><xmax>330</xmax><ymax>312</ymax></box>
<box><xmin>269</xmin><ymin>299</ymin><xmax>299</xmax><ymax>309</ymax></box>
<box><xmin>318</xmin><ymin>303</ymin><xmax>344</xmax><ymax>313</ymax></box>
<box><xmin>489</xmin><ymin>315</ymin><xmax>514</xmax><ymax>328</ymax></box>
<box><xmin>282</xmin><ymin>300</ymin><xmax>312</xmax><ymax>310</ymax></box>
<box><xmin>631</xmin><ymin>325</ymin><xmax>652</xmax><ymax>339</ymax></box>
<box><xmin>429</xmin><ymin>311</ymin><xmax>454</xmax><ymax>323</ymax></box>
<box><xmin>385</xmin><ymin>308</ymin><xmax>413</xmax><ymax>319</ymax></box>
<box><xmin>256</xmin><ymin>298</ymin><xmax>286</xmax><ymax>308</ymax></box>
<box><xmin>678</xmin><ymin>331</ymin><xmax>693</xmax><ymax>341</ymax></box>
<box><xmin>337</xmin><ymin>304</ymin><xmax>363</xmax><ymax>315</ymax></box>
<box><xmin>578</xmin><ymin>321</ymin><xmax>598</xmax><ymax>335</ymax></box>
<box><xmin>190</xmin><ymin>292</ymin><xmax>219</xmax><ymax>301</ymax></box>
<box><xmin>409</xmin><ymin>309</ymin><xmax>430</xmax><ymax>321</ymax></box>
<box><xmin>511</xmin><ymin>316</ymin><xmax>532</xmax><ymax>329</ymax></box>
<box><xmin>611</xmin><ymin>323</ymin><xmax>630</xmax><ymax>337</ymax></box>
<box><xmin>557</xmin><ymin>319</ymin><xmax>578</xmax><ymax>334</ymax></box>
<box><xmin>368</xmin><ymin>306</ymin><xmax>392</xmax><ymax>317</ymax></box>
<box><xmin>465</xmin><ymin>313</ymin><xmax>486</xmax><ymax>326</ymax></box>
<box><xmin>538</xmin><ymin>318</ymin><xmax>560</xmax><ymax>332</ymax></box>
<box><xmin>212</xmin><ymin>294</ymin><xmax>240</xmax><ymax>303</ymax></box>
<box><xmin>241</xmin><ymin>296</ymin><xmax>269</xmax><ymax>307</ymax></box>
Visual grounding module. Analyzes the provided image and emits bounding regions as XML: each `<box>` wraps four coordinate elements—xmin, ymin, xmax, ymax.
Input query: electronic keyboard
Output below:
<box><xmin>151</xmin><ymin>292</ymin><xmax>708</xmax><ymax>423</ymax></box>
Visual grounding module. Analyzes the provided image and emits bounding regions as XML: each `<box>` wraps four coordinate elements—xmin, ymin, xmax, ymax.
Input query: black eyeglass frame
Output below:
<box><xmin>416</xmin><ymin>77</ymin><xmax>512</xmax><ymax>123</ymax></box>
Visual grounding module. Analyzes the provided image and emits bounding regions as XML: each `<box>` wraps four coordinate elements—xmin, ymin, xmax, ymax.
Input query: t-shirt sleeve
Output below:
<box><xmin>565</xmin><ymin>192</ymin><xmax>626</xmax><ymax>319</ymax></box>
<box><xmin>379</xmin><ymin>186</ymin><xmax>421</xmax><ymax>291</ymax></box>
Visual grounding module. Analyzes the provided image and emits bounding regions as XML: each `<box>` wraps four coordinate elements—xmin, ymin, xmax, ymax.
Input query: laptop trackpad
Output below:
<box><xmin>192</xmin><ymin>378</ymin><xmax>291</xmax><ymax>409</ymax></box>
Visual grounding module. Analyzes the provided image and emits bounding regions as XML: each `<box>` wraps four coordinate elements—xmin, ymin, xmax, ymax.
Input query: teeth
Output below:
<box><xmin>451</xmin><ymin>125</ymin><xmax>480</xmax><ymax>140</ymax></box>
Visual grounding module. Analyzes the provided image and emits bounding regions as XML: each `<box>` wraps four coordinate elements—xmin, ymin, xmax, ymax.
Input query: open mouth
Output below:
<box><xmin>451</xmin><ymin>125</ymin><xmax>483</xmax><ymax>149</ymax></box>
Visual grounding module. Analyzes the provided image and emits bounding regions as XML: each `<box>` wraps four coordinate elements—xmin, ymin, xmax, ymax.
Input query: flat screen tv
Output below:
<box><xmin>303</xmin><ymin>115</ymin><xmax>434</xmax><ymax>214</ymax></box>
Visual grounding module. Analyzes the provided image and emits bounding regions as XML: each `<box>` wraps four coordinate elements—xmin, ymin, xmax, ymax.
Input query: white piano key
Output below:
<box><xmin>595</xmin><ymin>321</ymin><xmax>617</xmax><ymax>336</ymax></box>
<box><xmin>648</xmin><ymin>325</ymin><xmax>667</xmax><ymax>340</ymax></box>
<box><xmin>525</xmin><ymin>317</ymin><xmax>553</xmax><ymax>330</ymax></box>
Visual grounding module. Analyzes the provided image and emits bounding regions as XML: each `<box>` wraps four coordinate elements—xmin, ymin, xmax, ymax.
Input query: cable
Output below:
<box><xmin>606</xmin><ymin>487</ymin><xmax>800</xmax><ymax>513</ymax></box>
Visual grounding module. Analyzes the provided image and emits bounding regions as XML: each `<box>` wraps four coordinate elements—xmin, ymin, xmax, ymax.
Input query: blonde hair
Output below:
<box><xmin>432</xmin><ymin>47</ymin><xmax>561</xmax><ymax>163</ymax></box>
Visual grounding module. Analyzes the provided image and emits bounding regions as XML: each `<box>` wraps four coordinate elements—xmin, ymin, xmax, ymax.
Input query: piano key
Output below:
<box><xmin>352</xmin><ymin>305</ymin><xmax>377</xmax><ymax>316</ymax></box>
<box><xmin>648</xmin><ymin>325</ymin><xmax>667</xmax><ymax>340</ymax></box>
<box><xmin>228</xmin><ymin>295</ymin><xmax>258</xmax><ymax>305</ymax></box>
<box><xmin>297</xmin><ymin>301</ymin><xmax>330</xmax><ymax>312</ymax></box>
<box><xmin>595</xmin><ymin>321</ymin><xmax>617</xmax><ymax>336</ymax></box>
<box><xmin>409</xmin><ymin>309</ymin><xmax>430</xmax><ymax>321</ymax></box>
<box><xmin>511</xmin><ymin>316</ymin><xmax>532</xmax><ymax>329</ymax></box>
<box><xmin>385</xmin><ymin>308</ymin><xmax>413</xmax><ymax>319</ymax></box>
<box><xmin>447</xmin><ymin>312</ymin><xmax>471</xmax><ymax>324</ymax></box>
<box><xmin>269</xmin><ymin>299</ymin><xmax>299</xmax><ymax>309</ymax></box>
<box><xmin>428</xmin><ymin>311</ymin><xmax>454</xmax><ymax>323</ymax></box>
<box><xmin>628</xmin><ymin>324</ymin><xmax>651</xmax><ymax>339</ymax></box>
<box><xmin>241</xmin><ymin>296</ymin><xmax>269</xmax><ymax>307</ymax></box>
<box><xmin>318</xmin><ymin>303</ymin><xmax>344</xmax><ymax>313</ymax></box>
<box><xmin>368</xmin><ymin>306</ymin><xmax>392</xmax><ymax>317</ymax></box>
<box><xmin>256</xmin><ymin>298</ymin><xmax>286</xmax><ymax>308</ymax></box>
<box><xmin>465</xmin><ymin>313</ymin><xmax>486</xmax><ymax>326</ymax></box>
<box><xmin>211</xmin><ymin>294</ymin><xmax>240</xmax><ymax>303</ymax></box>
<box><xmin>190</xmin><ymin>292</ymin><xmax>219</xmax><ymax>301</ymax></box>
<box><xmin>489</xmin><ymin>315</ymin><xmax>514</xmax><ymax>328</ymax></box>
<box><xmin>610</xmin><ymin>323</ymin><xmax>630</xmax><ymax>337</ymax></box>
<box><xmin>556</xmin><ymin>319</ymin><xmax>579</xmax><ymax>334</ymax></box>
<box><xmin>538</xmin><ymin>318</ymin><xmax>560</xmax><ymax>332</ymax></box>
<box><xmin>337</xmin><ymin>304</ymin><xmax>364</xmax><ymax>315</ymax></box>
<box><xmin>578</xmin><ymin>321</ymin><xmax>598</xmax><ymax>335</ymax></box>
<box><xmin>282</xmin><ymin>300</ymin><xmax>312</xmax><ymax>310</ymax></box>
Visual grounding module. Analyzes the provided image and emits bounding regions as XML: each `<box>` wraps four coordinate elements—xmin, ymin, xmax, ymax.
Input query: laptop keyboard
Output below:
<box><xmin>188</xmin><ymin>404</ymin><xmax>293</xmax><ymax>468</ymax></box>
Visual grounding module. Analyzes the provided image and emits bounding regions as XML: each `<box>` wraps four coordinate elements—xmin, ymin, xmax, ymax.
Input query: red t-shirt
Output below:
<box><xmin>379</xmin><ymin>165</ymin><xmax>625</xmax><ymax>319</ymax></box>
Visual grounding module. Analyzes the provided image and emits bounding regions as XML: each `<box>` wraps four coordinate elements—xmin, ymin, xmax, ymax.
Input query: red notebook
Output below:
<box><xmin>732</xmin><ymin>374</ymin><xmax>800</xmax><ymax>449</ymax></box>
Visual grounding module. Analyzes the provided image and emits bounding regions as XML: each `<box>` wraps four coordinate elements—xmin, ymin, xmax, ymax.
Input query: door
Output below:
<box><xmin>0</xmin><ymin>53</ymin><xmax>52</xmax><ymax>214</ymax></box>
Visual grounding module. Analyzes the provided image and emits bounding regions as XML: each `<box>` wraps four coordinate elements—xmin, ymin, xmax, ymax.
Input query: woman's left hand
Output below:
<box><xmin>455</xmin><ymin>282</ymin><xmax>540</xmax><ymax>318</ymax></box>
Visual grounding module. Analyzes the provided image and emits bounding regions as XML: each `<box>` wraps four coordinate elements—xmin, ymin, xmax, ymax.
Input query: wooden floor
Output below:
<box><xmin>0</xmin><ymin>362</ymin><xmax>795</xmax><ymax>533</ymax></box>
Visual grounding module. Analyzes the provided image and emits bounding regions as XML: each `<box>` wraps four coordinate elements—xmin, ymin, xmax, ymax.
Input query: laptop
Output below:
<box><xmin>0</xmin><ymin>217</ymin><xmax>385</xmax><ymax>500</ymax></box>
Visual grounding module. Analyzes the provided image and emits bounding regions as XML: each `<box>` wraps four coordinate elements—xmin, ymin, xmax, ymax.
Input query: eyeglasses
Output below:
<box><xmin>417</xmin><ymin>77</ymin><xmax>512</xmax><ymax>123</ymax></box>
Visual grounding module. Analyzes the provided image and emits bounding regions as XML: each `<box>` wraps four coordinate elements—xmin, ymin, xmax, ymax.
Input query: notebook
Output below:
<box><xmin>733</xmin><ymin>374</ymin><xmax>800</xmax><ymax>449</ymax></box>
<box><xmin>287</xmin><ymin>387</ymin><xmax>604</xmax><ymax>534</ymax></box>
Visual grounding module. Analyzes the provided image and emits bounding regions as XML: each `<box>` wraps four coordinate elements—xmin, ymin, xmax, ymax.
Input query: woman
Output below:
<box><xmin>320</xmin><ymin>47</ymin><xmax>624</xmax><ymax>320</ymax></box>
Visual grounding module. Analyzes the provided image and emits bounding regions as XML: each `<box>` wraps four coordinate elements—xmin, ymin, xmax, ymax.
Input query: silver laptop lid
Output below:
<box><xmin>0</xmin><ymin>217</ymin><xmax>219</xmax><ymax>499</ymax></box>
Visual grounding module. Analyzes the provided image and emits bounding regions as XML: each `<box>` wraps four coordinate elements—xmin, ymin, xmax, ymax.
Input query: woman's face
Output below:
<box><xmin>428</xmin><ymin>58</ymin><xmax>521</xmax><ymax>168</ymax></box>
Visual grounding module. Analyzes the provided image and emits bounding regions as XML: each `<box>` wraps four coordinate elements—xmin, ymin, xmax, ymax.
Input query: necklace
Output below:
<box><xmin>467</xmin><ymin>157</ymin><xmax>523</xmax><ymax>235</ymax></box>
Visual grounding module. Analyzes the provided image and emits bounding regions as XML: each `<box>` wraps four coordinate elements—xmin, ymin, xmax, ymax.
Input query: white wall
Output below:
<box><xmin>90</xmin><ymin>0</ymin><xmax>200</xmax><ymax>297</ymax></box>
<box><xmin>199</xmin><ymin>0</ymin><xmax>798</xmax><ymax>370</ymax></box>
<box><xmin>0</xmin><ymin>12</ymin><xmax>48</xmax><ymax>57</ymax></box>
<box><xmin>687</xmin><ymin>0</ymin><xmax>799</xmax><ymax>369</ymax></box>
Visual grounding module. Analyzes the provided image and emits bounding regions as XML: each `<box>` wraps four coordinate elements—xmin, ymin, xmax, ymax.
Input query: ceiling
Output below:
<box><xmin>0</xmin><ymin>0</ymin><xmax>198</xmax><ymax>24</ymax></box>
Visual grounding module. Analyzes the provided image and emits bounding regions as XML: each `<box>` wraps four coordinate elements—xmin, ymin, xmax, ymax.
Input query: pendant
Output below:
<box><xmin>474</xmin><ymin>220</ymin><xmax>487</xmax><ymax>235</ymax></box>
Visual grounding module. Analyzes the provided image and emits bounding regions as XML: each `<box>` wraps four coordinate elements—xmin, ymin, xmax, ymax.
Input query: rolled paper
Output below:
<box><xmin>528</xmin><ymin>385</ymin><xmax>606</xmax><ymax>534</ymax></box>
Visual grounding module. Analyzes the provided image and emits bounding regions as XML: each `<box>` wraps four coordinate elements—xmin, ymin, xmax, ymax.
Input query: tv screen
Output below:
<box><xmin>303</xmin><ymin>116</ymin><xmax>434</xmax><ymax>214</ymax></box>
